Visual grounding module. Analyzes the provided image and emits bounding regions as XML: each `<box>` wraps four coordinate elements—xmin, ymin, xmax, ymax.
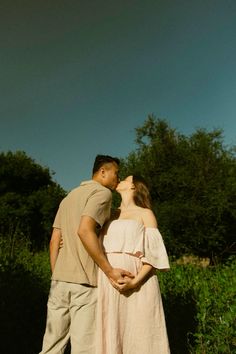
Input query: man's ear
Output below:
<box><xmin>100</xmin><ymin>167</ymin><xmax>106</xmax><ymax>177</ymax></box>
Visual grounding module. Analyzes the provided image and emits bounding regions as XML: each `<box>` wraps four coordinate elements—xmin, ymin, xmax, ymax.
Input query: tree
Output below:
<box><xmin>0</xmin><ymin>151</ymin><xmax>66</xmax><ymax>250</ymax></box>
<box><xmin>120</xmin><ymin>115</ymin><xmax>236</xmax><ymax>261</ymax></box>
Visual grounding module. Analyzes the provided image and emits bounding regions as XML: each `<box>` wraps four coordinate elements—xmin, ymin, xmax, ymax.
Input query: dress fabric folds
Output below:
<box><xmin>96</xmin><ymin>219</ymin><xmax>170</xmax><ymax>354</ymax></box>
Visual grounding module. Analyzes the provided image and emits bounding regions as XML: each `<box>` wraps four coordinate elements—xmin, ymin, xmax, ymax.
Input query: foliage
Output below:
<box><xmin>0</xmin><ymin>235</ymin><xmax>235</xmax><ymax>353</ymax></box>
<box><xmin>0</xmin><ymin>151</ymin><xmax>66</xmax><ymax>250</ymax></box>
<box><xmin>120</xmin><ymin>115</ymin><xmax>236</xmax><ymax>261</ymax></box>
<box><xmin>0</xmin><ymin>235</ymin><xmax>51</xmax><ymax>290</ymax></box>
<box><xmin>0</xmin><ymin>232</ymin><xmax>51</xmax><ymax>353</ymax></box>
<box><xmin>158</xmin><ymin>257</ymin><xmax>236</xmax><ymax>354</ymax></box>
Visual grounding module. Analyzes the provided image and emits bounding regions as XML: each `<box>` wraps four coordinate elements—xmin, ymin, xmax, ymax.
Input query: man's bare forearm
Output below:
<box><xmin>78</xmin><ymin>216</ymin><xmax>134</xmax><ymax>282</ymax></box>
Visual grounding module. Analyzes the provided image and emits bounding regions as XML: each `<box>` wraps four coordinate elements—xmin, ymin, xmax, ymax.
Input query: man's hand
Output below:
<box><xmin>109</xmin><ymin>263</ymin><xmax>153</xmax><ymax>293</ymax></box>
<box><xmin>107</xmin><ymin>268</ymin><xmax>135</xmax><ymax>291</ymax></box>
<box><xmin>107</xmin><ymin>268</ymin><xmax>134</xmax><ymax>282</ymax></box>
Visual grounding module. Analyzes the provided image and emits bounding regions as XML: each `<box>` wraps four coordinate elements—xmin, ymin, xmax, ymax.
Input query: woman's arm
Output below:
<box><xmin>114</xmin><ymin>263</ymin><xmax>153</xmax><ymax>292</ymax></box>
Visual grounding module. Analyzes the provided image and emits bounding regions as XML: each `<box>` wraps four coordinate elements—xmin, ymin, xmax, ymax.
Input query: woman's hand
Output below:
<box><xmin>59</xmin><ymin>238</ymin><xmax>63</xmax><ymax>249</ymax></box>
<box><xmin>110</xmin><ymin>263</ymin><xmax>153</xmax><ymax>293</ymax></box>
<box><xmin>110</xmin><ymin>276</ymin><xmax>139</xmax><ymax>293</ymax></box>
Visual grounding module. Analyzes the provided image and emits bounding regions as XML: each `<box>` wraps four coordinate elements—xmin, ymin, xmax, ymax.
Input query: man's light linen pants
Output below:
<box><xmin>39</xmin><ymin>280</ymin><xmax>97</xmax><ymax>354</ymax></box>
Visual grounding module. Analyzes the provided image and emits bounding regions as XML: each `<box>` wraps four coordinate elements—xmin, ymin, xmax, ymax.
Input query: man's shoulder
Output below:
<box><xmin>72</xmin><ymin>180</ymin><xmax>111</xmax><ymax>197</ymax></box>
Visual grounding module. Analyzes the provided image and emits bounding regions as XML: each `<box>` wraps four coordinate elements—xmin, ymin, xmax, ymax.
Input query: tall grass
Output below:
<box><xmin>0</xmin><ymin>235</ymin><xmax>235</xmax><ymax>353</ymax></box>
<box><xmin>158</xmin><ymin>257</ymin><xmax>236</xmax><ymax>353</ymax></box>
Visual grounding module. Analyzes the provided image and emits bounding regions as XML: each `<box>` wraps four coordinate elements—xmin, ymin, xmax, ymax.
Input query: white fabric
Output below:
<box><xmin>96</xmin><ymin>219</ymin><xmax>170</xmax><ymax>354</ymax></box>
<box><xmin>103</xmin><ymin>219</ymin><xmax>170</xmax><ymax>269</ymax></box>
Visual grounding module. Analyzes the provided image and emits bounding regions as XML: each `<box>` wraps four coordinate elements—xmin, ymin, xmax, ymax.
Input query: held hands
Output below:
<box><xmin>110</xmin><ymin>276</ymin><xmax>139</xmax><ymax>293</ymax></box>
<box><xmin>60</xmin><ymin>238</ymin><xmax>136</xmax><ymax>292</ymax></box>
<box><xmin>108</xmin><ymin>268</ymin><xmax>134</xmax><ymax>282</ymax></box>
<box><xmin>108</xmin><ymin>268</ymin><xmax>138</xmax><ymax>293</ymax></box>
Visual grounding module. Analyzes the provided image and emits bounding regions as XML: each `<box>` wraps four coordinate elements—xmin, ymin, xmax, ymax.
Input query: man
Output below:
<box><xmin>40</xmin><ymin>155</ymin><xmax>133</xmax><ymax>354</ymax></box>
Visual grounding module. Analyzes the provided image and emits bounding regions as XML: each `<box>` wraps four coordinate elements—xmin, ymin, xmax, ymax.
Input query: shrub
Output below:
<box><xmin>158</xmin><ymin>257</ymin><xmax>236</xmax><ymax>353</ymax></box>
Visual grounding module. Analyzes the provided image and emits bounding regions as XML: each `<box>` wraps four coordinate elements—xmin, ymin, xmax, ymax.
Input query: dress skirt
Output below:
<box><xmin>96</xmin><ymin>252</ymin><xmax>170</xmax><ymax>354</ymax></box>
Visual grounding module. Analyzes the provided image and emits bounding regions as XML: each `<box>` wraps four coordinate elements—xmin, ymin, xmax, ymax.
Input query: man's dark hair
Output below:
<box><xmin>92</xmin><ymin>155</ymin><xmax>120</xmax><ymax>175</ymax></box>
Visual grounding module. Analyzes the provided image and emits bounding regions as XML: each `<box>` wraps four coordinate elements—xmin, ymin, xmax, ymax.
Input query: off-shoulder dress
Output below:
<box><xmin>96</xmin><ymin>219</ymin><xmax>170</xmax><ymax>354</ymax></box>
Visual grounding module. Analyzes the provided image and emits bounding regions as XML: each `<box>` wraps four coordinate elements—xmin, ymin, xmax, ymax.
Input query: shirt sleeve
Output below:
<box><xmin>140</xmin><ymin>228</ymin><xmax>170</xmax><ymax>269</ymax></box>
<box><xmin>81</xmin><ymin>188</ymin><xmax>112</xmax><ymax>227</ymax></box>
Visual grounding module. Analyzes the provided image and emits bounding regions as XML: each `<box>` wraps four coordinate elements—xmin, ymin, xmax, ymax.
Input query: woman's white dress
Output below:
<box><xmin>96</xmin><ymin>219</ymin><xmax>170</xmax><ymax>354</ymax></box>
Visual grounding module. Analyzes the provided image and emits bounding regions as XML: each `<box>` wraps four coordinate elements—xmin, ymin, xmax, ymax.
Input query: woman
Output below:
<box><xmin>96</xmin><ymin>175</ymin><xmax>170</xmax><ymax>354</ymax></box>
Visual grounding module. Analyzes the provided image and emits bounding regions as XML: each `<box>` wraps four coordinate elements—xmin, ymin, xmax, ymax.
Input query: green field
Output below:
<box><xmin>0</xmin><ymin>240</ymin><xmax>235</xmax><ymax>354</ymax></box>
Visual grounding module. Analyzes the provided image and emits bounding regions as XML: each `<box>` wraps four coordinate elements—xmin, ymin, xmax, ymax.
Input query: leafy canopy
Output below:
<box><xmin>120</xmin><ymin>115</ymin><xmax>236</xmax><ymax>261</ymax></box>
<box><xmin>0</xmin><ymin>151</ymin><xmax>66</xmax><ymax>250</ymax></box>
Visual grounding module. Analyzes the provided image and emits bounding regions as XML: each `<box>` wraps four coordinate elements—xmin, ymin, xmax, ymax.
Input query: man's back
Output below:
<box><xmin>52</xmin><ymin>180</ymin><xmax>112</xmax><ymax>285</ymax></box>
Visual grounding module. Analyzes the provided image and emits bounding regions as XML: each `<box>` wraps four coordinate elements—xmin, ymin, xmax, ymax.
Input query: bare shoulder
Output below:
<box><xmin>141</xmin><ymin>208</ymin><xmax>158</xmax><ymax>228</ymax></box>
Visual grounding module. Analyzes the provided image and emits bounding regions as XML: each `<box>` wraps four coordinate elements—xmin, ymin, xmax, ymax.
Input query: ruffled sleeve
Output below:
<box><xmin>140</xmin><ymin>228</ymin><xmax>170</xmax><ymax>270</ymax></box>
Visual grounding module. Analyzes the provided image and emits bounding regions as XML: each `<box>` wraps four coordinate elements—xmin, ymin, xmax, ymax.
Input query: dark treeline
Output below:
<box><xmin>0</xmin><ymin>150</ymin><xmax>66</xmax><ymax>251</ymax></box>
<box><xmin>118</xmin><ymin>116</ymin><xmax>236</xmax><ymax>263</ymax></box>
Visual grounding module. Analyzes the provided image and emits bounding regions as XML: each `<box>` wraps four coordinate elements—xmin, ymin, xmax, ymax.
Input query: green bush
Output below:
<box><xmin>158</xmin><ymin>258</ymin><xmax>236</xmax><ymax>353</ymax></box>
<box><xmin>0</xmin><ymin>235</ymin><xmax>51</xmax><ymax>291</ymax></box>
<box><xmin>0</xmin><ymin>236</ymin><xmax>50</xmax><ymax>353</ymax></box>
<box><xmin>0</xmin><ymin>235</ymin><xmax>235</xmax><ymax>353</ymax></box>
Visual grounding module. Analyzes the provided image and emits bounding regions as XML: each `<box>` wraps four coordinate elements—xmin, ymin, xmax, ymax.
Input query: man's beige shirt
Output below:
<box><xmin>52</xmin><ymin>180</ymin><xmax>112</xmax><ymax>286</ymax></box>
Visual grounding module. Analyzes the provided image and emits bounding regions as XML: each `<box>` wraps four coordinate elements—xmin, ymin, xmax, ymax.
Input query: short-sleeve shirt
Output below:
<box><xmin>52</xmin><ymin>180</ymin><xmax>112</xmax><ymax>286</ymax></box>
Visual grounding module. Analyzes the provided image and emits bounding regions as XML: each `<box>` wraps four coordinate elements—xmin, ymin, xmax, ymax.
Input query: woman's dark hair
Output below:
<box><xmin>132</xmin><ymin>175</ymin><xmax>152</xmax><ymax>209</ymax></box>
<box><xmin>92</xmin><ymin>155</ymin><xmax>120</xmax><ymax>175</ymax></box>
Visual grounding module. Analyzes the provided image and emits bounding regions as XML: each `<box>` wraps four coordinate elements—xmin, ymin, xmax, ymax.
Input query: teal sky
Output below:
<box><xmin>1</xmin><ymin>0</ymin><xmax>235</xmax><ymax>191</ymax></box>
